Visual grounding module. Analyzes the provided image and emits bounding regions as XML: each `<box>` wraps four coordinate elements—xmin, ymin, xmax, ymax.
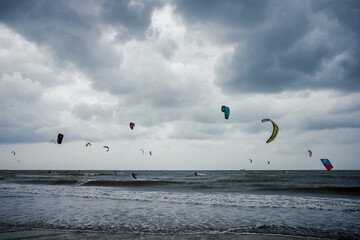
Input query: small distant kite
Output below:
<box><xmin>308</xmin><ymin>150</ymin><xmax>312</xmax><ymax>157</ymax></box>
<box><xmin>86</xmin><ymin>142</ymin><xmax>91</xmax><ymax>147</ymax></box>
<box><xmin>103</xmin><ymin>146</ymin><xmax>109</xmax><ymax>152</ymax></box>
<box><xmin>267</xmin><ymin>161</ymin><xmax>270</xmax><ymax>165</ymax></box>
<box><xmin>149</xmin><ymin>151</ymin><xmax>152</xmax><ymax>156</ymax></box>
<box><xmin>249</xmin><ymin>159</ymin><xmax>252</xmax><ymax>164</ymax></box>
<box><xmin>261</xmin><ymin>119</ymin><xmax>279</xmax><ymax>143</ymax></box>
<box><xmin>140</xmin><ymin>149</ymin><xmax>144</xmax><ymax>154</ymax></box>
<box><xmin>130</xmin><ymin>122</ymin><xmax>135</xmax><ymax>130</ymax></box>
<box><xmin>221</xmin><ymin>106</ymin><xmax>230</xmax><ymax>120</ymax></box>
<box><xmin>320</xmin><ymin>159</ymin><xmax>333</xmax><ymax>171</ymax></box>
<box><xmin>57</xmin><ymin>133</ymin><xmax>64</xmax><ymax>144</ymax></box>
<box><xmin>11</xmin><ymin>151</ymin><xmax>16</xmax><ymax>156</ymax></box>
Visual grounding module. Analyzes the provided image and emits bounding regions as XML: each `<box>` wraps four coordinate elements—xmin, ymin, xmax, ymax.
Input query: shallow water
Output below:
<box><xmin>0</xmin><ymin>170</ymin><xmax>359</xmax><ymax>239</ymax></box>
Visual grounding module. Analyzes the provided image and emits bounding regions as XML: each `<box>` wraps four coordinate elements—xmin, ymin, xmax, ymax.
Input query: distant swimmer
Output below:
<box><xmin>132</xmin><ymin>172</ymin><xmax>137</xmax><ymax>179</ymax></box>
<box><xmin>194</xmin><ymin>172</ymin><xmax>198</xmax><ymax>176</ymax></box>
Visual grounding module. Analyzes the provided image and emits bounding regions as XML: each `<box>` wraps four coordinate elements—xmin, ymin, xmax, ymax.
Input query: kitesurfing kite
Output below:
<box><xmin>130</xmin><ymin>122</ymin><xmax>135</xmax><ymax>130</ymax></box>
<box><xmin>221</xmin><ymin>106</ymin><xmax>230</xmax><ymax>119</ymax></box>
<box><xmin>86</xmin><ymin>142</ymin><xmax>91</xmax><ymax>147</ymax></box>
<box><xmin>11</xmin><ymin>151</ymin><xmax>16</xmax><ymax>156</ymax></box>
<box><xmin>140</xmin><ymin>149</ymin><xmax>144</xmax><ymax>154</ymax></box>
<box><xmin>57</xmin><ymin>133</ymin><xmax>64</xmax><ymax>144</ymax></box>
<box><xmin>267</xmin><ymin>161</ymin><xmax>270</xmax><ymax>165</ymax></box>
<box><xmin>320</xmin><ymin>158</ymin><xmax>333</xmax><ymax>171</ymax></box>
<box><xmin>249</xmin><ymin>159</ymin><xmax>252</xmax><ymax>164</ymax></box>
<box><xmin>103</xmin><ymin>146</ymin><xmax>109</xmax><ymax>152</ymax></box>
<box><xmin>261</xmin><ymin>119</ymin><xmax>279</xmax><ymax>143</ymax></box>
<box><xmin>308</xmin><ymin>150</ymin><xmax>312</xmax><ymax>157</ymax></box>
<box><xmin>149</xmin><ymin>151</ymin><xmax>152</xmax><ymax>156</ymax></box>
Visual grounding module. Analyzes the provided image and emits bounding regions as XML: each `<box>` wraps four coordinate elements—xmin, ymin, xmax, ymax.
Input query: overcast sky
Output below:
<box><xmin>1</xmin><ymin>0</ymin><xmax>359</xmax><ymax>170</ymax></box>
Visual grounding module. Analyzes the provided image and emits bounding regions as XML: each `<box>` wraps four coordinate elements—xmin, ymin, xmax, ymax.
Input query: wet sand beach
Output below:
<box><xmin>0</xmin><ymin>226</ymin><xmax>327</xmax><ymax>240</ymax></box>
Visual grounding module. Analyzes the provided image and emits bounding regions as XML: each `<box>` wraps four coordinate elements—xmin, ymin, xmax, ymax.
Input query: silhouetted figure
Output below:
<box><xmin>132</xmin><ymin>172</ymin><xmax>137</xmax><ymax>179</ymax></box>
<box><xmin>194</xmin><ymin>172</ymin><xmax>198</xmax><ymax>176</ymax></box>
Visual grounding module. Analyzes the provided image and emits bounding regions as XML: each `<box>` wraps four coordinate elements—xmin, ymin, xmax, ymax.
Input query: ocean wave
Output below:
<box><xmin>1</xmin><ymin>183</ymin><xmax>359</xmax><ymax>212</ymax></box>
<box><xmin>83</xmin><ymin>179</ymin><xmax>182</xmax><ymax>187</ymax></box>
<box><xmin>3</xmin><ymin>176</ymin><xmax>359</xmax><ymax>197</ymax></box>
<box><xmin>12</xmin><ymin>178</ymin><xmax>215</xmax><ymax>189</ymax></box>
<box><xmin>14</xmin><ymin>179</ymin><xmax>80</xmax><ymax>185</ymax></box>
<box><xmin>1</xmin><ymin>170</ymin><xmax>359</xmax><ymax>199</ymax></box>
<box><xmin>255</xmin><ymin>186</ymin><xmax>360</xmax><ymax>196</ymax></box>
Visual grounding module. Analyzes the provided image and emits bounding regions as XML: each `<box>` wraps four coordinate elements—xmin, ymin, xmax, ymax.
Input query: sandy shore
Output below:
<box><xmin>0</xmin><ymin>226</ymin><xmax>328</xmax><ymax>240</ymax></box>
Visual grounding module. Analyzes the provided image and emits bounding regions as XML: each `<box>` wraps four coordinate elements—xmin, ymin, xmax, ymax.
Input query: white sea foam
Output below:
<box><xmin>1</xmin><ymin>183</ymin><xmax>359</xmax><ymax>212</ymax></box>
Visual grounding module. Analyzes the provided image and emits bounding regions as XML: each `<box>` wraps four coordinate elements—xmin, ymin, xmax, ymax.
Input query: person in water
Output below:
<box><xmin>194</xmin><ymin>172</ymin><xmax>198</xmax><ymax>176</ymax></box>
<box><xmin>132</xmin><ymin>172</ymin><xmax>137</xmax><ymax>179</ymax></box>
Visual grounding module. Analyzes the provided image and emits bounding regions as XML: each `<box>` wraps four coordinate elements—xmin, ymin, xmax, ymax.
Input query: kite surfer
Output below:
<box><xmin>132</xmin><ymin>172</ymin><xmax>137</xmax><ymax>179</ymax></box>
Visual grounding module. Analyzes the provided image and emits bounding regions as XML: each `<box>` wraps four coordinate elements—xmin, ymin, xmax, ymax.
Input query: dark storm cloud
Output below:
<box><xmin>0</xmin><ymin>0</ymin><xmax>103</xmax><ymax>78</ymax></box>
<box><xmin>100</xmin><ymin>0</ymin><xmax>164</xmax><ymax>40</ymax></box>
<box><xmin>311</xmin><ymin>0</ymin><xmax>360</xmax><ymax>87</ymax></box>
<box><xmin>1</xmin><ymin>0</ymin><xmax>359</xmax><ymax>143</ymax></box>
<box><xmin>175</xmin><ymin>0</ymin><xmax>268</xmax><ymax>28</ymax></box>
<box><xmin>0</xmin><ymin>0</ymin><xmax>164</xmax><ymax>88</ymax></box>
<box><xmin>0</xmin><ymin>0</ymin><xmax>94</xmax><ymax>62</ymax></box>
<box><xmin>175</xmin><ymin>0</ymin><xmax>360</xmax><ymax>94</ymax></box>
<box><xmin>1</xmin><ymin>0</ymin><xmax>358</xmax><ymax>97</ymax></box>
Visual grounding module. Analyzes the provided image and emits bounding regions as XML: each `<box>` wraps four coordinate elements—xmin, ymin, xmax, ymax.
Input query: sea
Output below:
<box><xmin>0</xmin><ymin>170</ymin><xmax>359</xmax><ymax>239</ymax></box>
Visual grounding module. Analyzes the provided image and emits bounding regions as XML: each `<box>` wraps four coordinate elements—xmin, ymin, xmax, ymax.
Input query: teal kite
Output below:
<box><xmin>221</xmin><ymin>106</ymin><xmax>230</xmax><ymax>119</ymax></box>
